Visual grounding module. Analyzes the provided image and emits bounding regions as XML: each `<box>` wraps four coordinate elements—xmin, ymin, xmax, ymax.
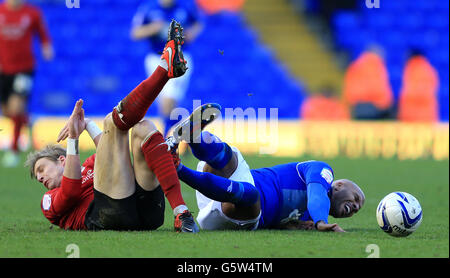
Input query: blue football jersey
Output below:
<box><xmin>131</xmin><ymin>0</ymin><xmax>201</xmax><ymax>52</ymax></box>
<box><xmin>250</xmin><ymin>161</ymin><xmax>334</xmax><ymax>229</ymax></box>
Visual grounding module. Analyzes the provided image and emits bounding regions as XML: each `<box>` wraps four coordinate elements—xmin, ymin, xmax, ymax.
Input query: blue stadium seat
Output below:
<box><xmin>27</xmin><ymin>2</ymin><xmax>306</xmax><ymax>119</ymax></box>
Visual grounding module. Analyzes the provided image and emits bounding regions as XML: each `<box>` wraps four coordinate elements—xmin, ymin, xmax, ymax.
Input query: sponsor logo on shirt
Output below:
<box><xmin>82</xmin><ymin>169</ymin><xmax>94</xmax><ymax>185</ymax></box>
<box><xmin>0</xmin><ymin>15</ymin><xmax>31</xmax><ymax>39</ymax></box>
<box><xmin>42</xmin><ymin>194</ymin><xmax>51</xmax><ymax>211</ymax></box>
<box><xmin>320</xmin><ymin>168</ymin><xmax>333</xmax><ymax>184</ymax></box>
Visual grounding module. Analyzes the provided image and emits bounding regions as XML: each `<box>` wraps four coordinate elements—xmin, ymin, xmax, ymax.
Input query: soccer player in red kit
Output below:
<box><xmin>25</xmin><ymin>20</ymin><xmax>199</xmax><ymax>232</ymax></box>
<box><xmin>0</xmin><ymin>0</ymin><xmax>53</xmax><ymax>167</ymax></box>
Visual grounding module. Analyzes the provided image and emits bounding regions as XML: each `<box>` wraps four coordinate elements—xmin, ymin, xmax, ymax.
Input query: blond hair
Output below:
<box><xmin>25</xmin><ymin>145</ymin><xmax>66</xmax><ymax>179</ymax></box>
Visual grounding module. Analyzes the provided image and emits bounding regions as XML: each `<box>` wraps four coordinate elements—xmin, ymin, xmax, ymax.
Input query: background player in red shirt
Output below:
<box><xmin>25</xmin><ymin>20</ymin><xmax>199</xmax><ymax>232</ymax></box>
<box><xmin>0</xmin><ymin>0</ymin><xmax>53</xmax><ymax>167</ymax></box>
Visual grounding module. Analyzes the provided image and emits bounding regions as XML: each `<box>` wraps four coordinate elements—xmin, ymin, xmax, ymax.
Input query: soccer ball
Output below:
<box><xmin>376</xmin><ymin>192</ymin><xmax>423</xmax><ymax>237</ymax></box>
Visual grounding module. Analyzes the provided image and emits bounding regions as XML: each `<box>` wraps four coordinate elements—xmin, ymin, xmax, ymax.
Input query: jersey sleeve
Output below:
<box><xmin>41</xmin><ymin>176</ymin><xmax>82</xmax><ymax>219</ymax></box>
<box><xmin>298</xmin><ymin>161</ymin><xmax>334</xmax><ymax>224</ymax></box>
<box><xmin>33</xmin><ymin>8</ymin><xmax>51</xmax><ymax>45</ymax></box>
<box><xmin>307</xmin><ymin>183</ymin><xmax>330</xmax><ymax>224</ymax></box>
<box><xmin>300</xmin><ymin>161</ymin><xmax>334</xmax><ymax>188</ymax></box>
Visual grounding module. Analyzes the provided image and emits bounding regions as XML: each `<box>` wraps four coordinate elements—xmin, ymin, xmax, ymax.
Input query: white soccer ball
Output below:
<box><xmin>376</xmin><ymin>192</ymin><xmax>423</xmax><ymax>237</ymax></box>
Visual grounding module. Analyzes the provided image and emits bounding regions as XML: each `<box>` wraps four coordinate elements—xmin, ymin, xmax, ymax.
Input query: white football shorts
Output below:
<box><xmin>195</xmin><ymin>147</ymin><xmax>261</xmax><ymax>230</ymax></box>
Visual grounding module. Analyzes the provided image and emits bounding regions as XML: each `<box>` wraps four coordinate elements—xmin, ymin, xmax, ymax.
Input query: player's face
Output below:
<box><xmin>330</xmin><ymin>179</ymin><xmax>365</xmax><ymax>218</ymax></box>
<box><xmin>34</xmin><ymin>157</ymin><xmax>65</xmax><ymax>190</ymax></box>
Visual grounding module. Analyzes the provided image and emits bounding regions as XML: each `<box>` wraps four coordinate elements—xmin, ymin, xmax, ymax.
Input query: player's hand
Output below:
<box><xmin>315</xmin><ymin>221</ymin><xmax>346</xmax><ymax>232</ymax></box>
<box><xmin>67</xmin><ymin>99</ymin><xmax>86</xmax><ymax>139</ymax></box>
<box><xmin>57</xmin><ymin>117</ymin><xmax>91</xmax><ymax>143</ymax></box>
<box><xmin>56</xmin><ymin>122</ymin><xmax>69</xmax><ymax>143</ymax></box>
<box><xmin>42</xmin><ymin>44</ymin><xmax>54</xmax><ymax>61</ymax></box>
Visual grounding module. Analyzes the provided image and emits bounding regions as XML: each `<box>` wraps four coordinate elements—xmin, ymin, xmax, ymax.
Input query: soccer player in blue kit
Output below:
<box><xmin>166</xmin><ymin>103</ymin><xmax>365</xmax><ymax>232</ymax></box>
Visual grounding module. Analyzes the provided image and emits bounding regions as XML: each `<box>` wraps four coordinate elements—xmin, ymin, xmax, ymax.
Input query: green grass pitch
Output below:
<box><xmin>0</xmin><ymin>150</ymin><xmax>448</xmax><ymax>258</ymax></box>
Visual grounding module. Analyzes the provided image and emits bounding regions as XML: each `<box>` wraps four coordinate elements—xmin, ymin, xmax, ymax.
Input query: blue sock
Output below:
<box><xmin>178</xmin><ymin>165</ymin><xmax>259</xmax><ymax>206</ymax></box>
<box><xmin>189</xmin><ymin>131</ymin><xmax>232</xmax><ymax>170</ymax></box>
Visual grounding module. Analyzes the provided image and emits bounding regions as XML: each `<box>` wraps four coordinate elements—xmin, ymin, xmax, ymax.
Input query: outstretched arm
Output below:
<box><xmin>131</xmin><ymin>20</ymin><xmax>165</xmax><ymax>40</ymax></box>
<box><xmin>45</xmin><ymin>100</ymin><xmax>85</xmax><ymax>216</ymax></box>
<box><xmin>63</xmin><ymin>99</ymin><xmax>85</xmax><ymax>179</ymax></box>
<box><xmin>307</xmin><ymin>182</ymin><xmax>345</xmax><ymax>232</ymax></box>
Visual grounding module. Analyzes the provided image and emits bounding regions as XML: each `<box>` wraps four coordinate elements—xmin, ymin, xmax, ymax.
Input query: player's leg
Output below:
<box><xmin>171</xmin><ymin>103</ymin><xmax>239</xmax><ymax>178</ymax></box>
<box><xmin>130</xmin><ymin>120</ymin><xmax>159</xmax><ymax>192</ymax></box>
<box><xmin>0</xmin><ymin>73</ymin><xmax>31</xmax><ymax>167</ymax></box>
<box><xmin>0</xmin><ymin>73</ymin><xmax>13</xmax><ymax>164</ymax></box>
<box><xmin>169</xmin><ymin>104</ymin><xmax>261</xmax><ymax>222</ymax></box>
<box><xmin>86</xmin><ymin>113</ymin><xmax>142</xmax><ymax>230</ymax></box>
<box><xmin>112</xmin><ymin>19</ymin><xmax>187</xmax><ymax>131</ymax></box>
<box><xmin>175</xmin><ymin>155</ymin><xmax>261</xmax><ymax>230</ymax></box>
<box><xmin>129</xmin><ymin>120</ymin><xmax>165</xmax><ymax>230</ymax></box>
<box><xmin>144</xmin><ymin>53</ymin><xmax>177</xmax><ymax>135</ymax></box>
<box><xmin>7</xmin><ymin>94</ymin><xmax>28</xmax><ymax>147</ymax></box>
<box><xmin>130</xmin><ymin>119</ymin><xmax>199</xmax><ymax>233</ymax></box>
<box><xmin>94</xmin><ymin>113</ymin><xmax>136</xmax><ymax>199</ymax></box>
<box><xmin>189</xmin><ymin>131</ymin><xmax>238</xmax><ymax>178</ymax></box>
<box><xmin>177</xmin><ymin>164</ymin><xmax>260</xmax><ymax>210</ymax></box>
<box><xmin>158</xmin><ymin>52</ymin><xmax>193</xmax><ymax>135</ymax></box>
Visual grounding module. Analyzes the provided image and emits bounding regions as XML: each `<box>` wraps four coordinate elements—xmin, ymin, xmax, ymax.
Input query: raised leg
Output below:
<box><xmin>93</xmin><ymin>113</ymin><xmax>136</xmax><ymax>199</ymax></box>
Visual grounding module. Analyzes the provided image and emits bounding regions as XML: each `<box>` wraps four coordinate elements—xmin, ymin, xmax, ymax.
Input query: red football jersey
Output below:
<box><xmin>0</xmin><ymin>3</ymin><xmax>51</xmax><ymax>74</ymax></box>
<box><xmin>40</xmin><ymin>154</ymin><xmax>96</xmax><ymax>230</ymax></box>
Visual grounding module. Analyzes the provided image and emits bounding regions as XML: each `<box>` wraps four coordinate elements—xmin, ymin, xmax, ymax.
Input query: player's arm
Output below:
<box><xmin>307</xmin><ymin>183</ymin><xmax>344</xmax><ymax>232</ymax></box>
<box><xmin>34</xmin><ymin>8</ymin><xmax>53</xmax><ymax>61</ymax></box>
<box><xmin>306</xmin><ymin>183</ymin><xmax>344</xmax><ymax>233</ymax></box>
<box><xmin>131</xmin><ymin>20</ymin><xmax>165</xmax><ymax>40</ymax></box>
<box><xmin>301</xmin><ymin>161</ymin><xmax>345</xmax><ymax>232</ymax></box>
<box><xmin>182</xmin><ymin>3</ymin><xmax>204</xmax><ymax>43</ymax></box>
<box><xmin>47</xmin><ymin>100</ymin><xmax>86</xmax><ymax>216</ymax></box>
<box><xmin>184</xmin><ymin>21</ymin><xmax>203</xmax><ymax>43</ymax></box>
<box><xmin>130</xmin><ymin>6</ymin><xmax>165</xmax><ymax>40</ymax></box>
<box><xmin>63</xmin><ymin>99</ymin><xmax>85</xmax><ymax>179</ymax></box>
<box><xmin>307</xmin><ymin>183</ymin><xmax>330</xmax><ymax>225</ymax></box>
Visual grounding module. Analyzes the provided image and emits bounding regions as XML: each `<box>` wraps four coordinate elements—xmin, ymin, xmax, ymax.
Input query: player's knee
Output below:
<box><xmin>131</xmin><ymin>119</ymin><xmax>158</xmax><ymax>144</ymax></box>
<box><xmin>102</xmin><ymin>112</ymin><xmax>115</xmax><ymax>130</ymax></box>
<box><xmin>203</xmin><ymin>151</ymin><xmax>238</xmax><ymax>179</ymax></box>
<box><xmin>235</xmin><ymin>181</ymin><xmax>260</xmax><ymax>207</ymax></box>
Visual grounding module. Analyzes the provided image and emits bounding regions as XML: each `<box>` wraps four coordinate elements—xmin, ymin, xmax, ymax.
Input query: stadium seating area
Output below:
<box><xmin>29</xmin><ymin>0</ymin><xmax>306</xmax><ymax>119</ymax></box>
<box><xmin>332</xmin><ymin>0</ymin><xmax>449</xmax><ymax>121</ymax></box>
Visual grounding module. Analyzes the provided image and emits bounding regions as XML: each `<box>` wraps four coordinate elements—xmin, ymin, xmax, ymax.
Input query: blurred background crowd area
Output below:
<box><xmin>19</xmin><ymin>0</ymin><xmax>450</xmax><ymax>121</ymax></box>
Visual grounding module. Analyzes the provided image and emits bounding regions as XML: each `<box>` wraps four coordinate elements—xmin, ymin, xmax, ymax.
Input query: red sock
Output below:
<box><xmin>112</xmin><ymin>66</ymin><xmax>169</xmax><ymax>130</ymax></box>
<box><xmin>141</xmin><ymin>131</ymin><xmax>185</xmax><ymax>210</ymax></box>
<box><xmin>11</xmin><ymin>114</ymin><xmax>27</xmax><ymax>152</ymax></box>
